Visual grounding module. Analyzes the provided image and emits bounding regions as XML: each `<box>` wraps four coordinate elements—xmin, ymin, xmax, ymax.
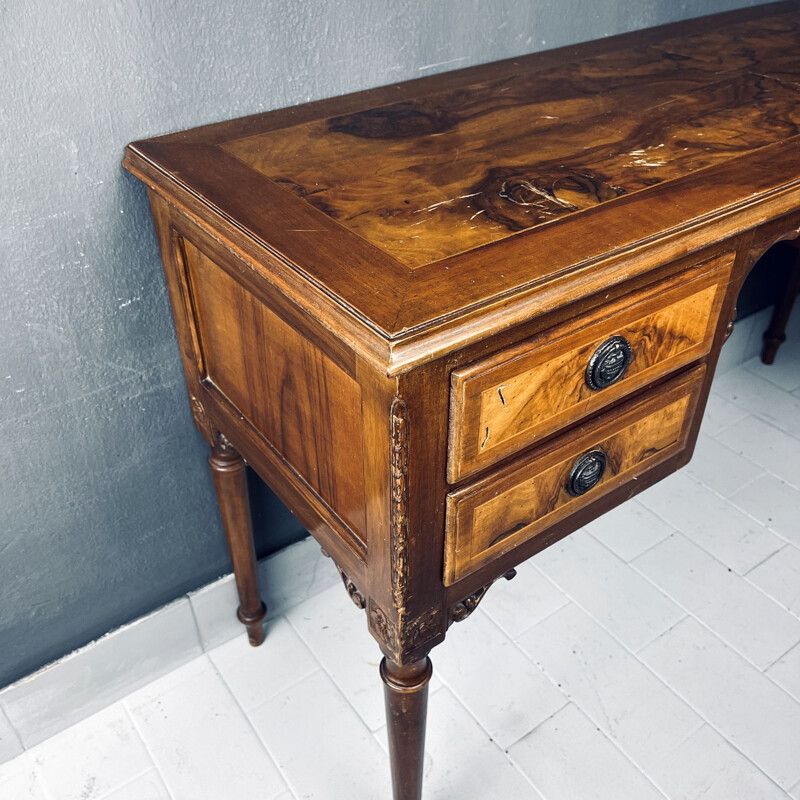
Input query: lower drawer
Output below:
<box><xmin>443</xmin><ymin>366</ymin><xmax>705</xmax><ymax>585</ymax></box>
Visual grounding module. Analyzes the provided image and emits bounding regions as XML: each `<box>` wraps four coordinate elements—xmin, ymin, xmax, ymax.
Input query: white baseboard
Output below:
<box><xmin>0</xmin><ymin>536</ymin><xmax>338</xmax><ymax>760</ymax></box>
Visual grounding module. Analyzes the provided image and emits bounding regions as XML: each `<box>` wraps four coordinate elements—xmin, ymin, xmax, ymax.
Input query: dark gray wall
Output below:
<box><xmin>0</xmin><ymin>0</ymin><xmax>768</xmax><ymax>689</ymax></box>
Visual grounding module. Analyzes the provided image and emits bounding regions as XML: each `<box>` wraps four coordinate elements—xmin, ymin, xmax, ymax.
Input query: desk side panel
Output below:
<box><xmin>178</xmin><ymin>236</ymin><xmax>369</xmax><ymax>549</ymax></box>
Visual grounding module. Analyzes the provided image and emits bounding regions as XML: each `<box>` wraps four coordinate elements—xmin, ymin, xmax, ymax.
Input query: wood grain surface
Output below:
<box><xmin>447</xmin><ymin>252</ymin><xmax>732</xmax><ymax>480</ymax></box>
<box><xmin>444</xmin><ymin>367</ymin><xmax>704</xmax><ymax>585</ymax></box>
<box><xmin>221</xmin><ymin>12</ymin><xmax>800</xmax><ymax>268</ymax></box>
<box><xmin>125</xmin><ymin>3</ymin><xmax>800</xmax><ymax>356</ymax></box>
<box><xmin>183</xmin><ymin>238</ymin><xmax>368</xmax><ymax>543</ymax></box>
<box><xmin>123</xmin><ymin>9</ymin><xmax>800</xmax><ymax>798</ymax></box>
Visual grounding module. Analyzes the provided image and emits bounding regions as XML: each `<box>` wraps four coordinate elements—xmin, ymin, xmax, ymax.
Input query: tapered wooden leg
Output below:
<box><xmin>762</xmin><ymin>242</ymin><xmax>800</xmax><ymax>364</ymax></box>
<box><xmin>208</xmin><ymin>435</ymin><xmax>267</xmax><ymax>646</ymax></box>
<box><xmin>381</xmin><ymin>656</ymin><xmax>432</xmax><ymax>800</ymax></box>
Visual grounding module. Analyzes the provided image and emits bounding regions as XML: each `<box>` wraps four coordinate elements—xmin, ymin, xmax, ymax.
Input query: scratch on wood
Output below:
<box><xmin>500</xmin><ymin>179</ymin><xmax>576</xmax><ymax>210</ymax></box>
<box><xmin>626</xmin><ymin>144</ymin><xmax>667</xmax><ymax>167</ymax></box>
<box><xmin>414</xmin><ymin>192</ymin><xmax>482</xmax><ymax>214</ymax></box>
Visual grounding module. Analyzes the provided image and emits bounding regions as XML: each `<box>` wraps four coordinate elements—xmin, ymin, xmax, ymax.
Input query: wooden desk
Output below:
<box><xmin>124</xmin><ymin>3</ymin><xmax>800</xmax><ymax>797</ymax></box>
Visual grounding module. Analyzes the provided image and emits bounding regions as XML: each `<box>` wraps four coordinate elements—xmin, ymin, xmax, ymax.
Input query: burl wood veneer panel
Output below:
<box><xmin>220</xmin><ymin>13</ymin><xmax>800</xmax><ymax>268</ymax></box>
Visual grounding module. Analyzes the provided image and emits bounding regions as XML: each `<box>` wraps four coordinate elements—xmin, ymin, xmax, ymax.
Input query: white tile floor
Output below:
<box><xmin>2</xmin><ymin>334</ymin><xmax>799</xmax><ymax>800</ymax></box>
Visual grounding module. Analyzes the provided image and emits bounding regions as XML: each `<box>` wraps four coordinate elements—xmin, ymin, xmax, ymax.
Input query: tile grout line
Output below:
<box><xmin>281</xmin><ymin>609</ymin><xmax>389</xmax><ymax>735</ymax></box>
<box><xmin>209</xmin><ymin>614</ymin><xmax>327</xmax><ymax>714</ymax></box>
<box><xmin>619</xmin><ymin>614</ymin><xmax>793</xmax><ymax>793</ymax></box>
<box><xmin>481</xmin><ymin>577</ymin><xmax>572</xmax><ymax>642</ymax></box>
<box><xmin>742</xmin><ymin>541</ymin><xmax>794</xmax><ymax>577</ymax></box>
<box><xmin>502</xmin><ymin>599</ymin><xmax>714</xmax><ymax>796</ymax></box>
<box><xmin>584</xmin><ymin>524</ymin><xmax>678</xmax><ymax>565</ymax></box>
<box><xmin>485</xmin><ymin>594</ymin><xmax>703</xmax><ymax>779</ymax></box>
<box><xmin>94</xmin><ymin>764</ymin><xmax>165</xmax><ymax>800</ymax></box>
<box><xmin>528</xmin><ymin>556</ymin><xmax>688</xmax><ymax>658</ymax></box>
<box><xmin>26</xmin><ymin>753</ymin><xmax>59</xmax><ymax>800</ymax></box>
<box><xmin>185</xmin><ymin>591</ymin><xmax>209</xmax><ymax>653</ymax></box>
<box><xmin>121</xmin><ymin>681</ymin><xmax>182</xmax><ymax>800</ymax></box>
<box><xmin>692</xmin><ymin>467</ymin><xmax>766</xmax><ymax>501</ymax></box>
<box><xmin>202</xmin><ymin>649</ymin><xmax>298</xmax><ymax>800</ymax></box>
<box><xmin>123</xmin><ymin>655</ymin><xmax>291</xmax><ymax>800</ymax></box>
<box><xmin>630</xmin><ymin>657</ymin><xmax>797</xmax><ymax>798</ymax></box>
<box><xmin>627</xmin><ymin>572</ymin><xmax>800</xmax><ymax>740</ymax></box>
<box><xmin>431</xmin><ymin>623</ymin><xmax>571</xmax><ymax>752</ymax></box>
<box><xmin>222</xmin><ymin>656</ymin><xmax>325</xmax><ymax>717</ymax></box>
<box><xmin>501</xmin><ymin>702</ymin><xmax>568</xmax><ymax>794</ymax></box>
<box><xmin>626</xmin><ymin>539</ymin><xmax>800</xmax><ymax>674</ymax></box>
<box><xmin>629</xmin><ymin>528</ymin><xmax>798</xmax><ymax>630</ymax></box>
<box><xmin>0</xmin><ymin>702</ymin><xmax>23</xmax><ymax>768</ymax></box>
<box><xmin>763</xmin><ymin>639</ymin><xmax>800</xmax><ymax>681</ymax></box>
<box><xmin>740</xmin><ymin>360</ymin><xmax>800</xmax><ymax>394</ymax></box>
<box><xmin>706</xmin><ymin>417</ymin><xmax>749</xmax><ymax>443</ymax></box>
<box><xmin>741</xmin><ymin>544</ymin><xmax>800</xmax><ymax>625</ymax></box>
<box><xmin>718</xmin><ymin>391</ymin><xmax>800</xmax><ymax>447</ymax></box>
<box><xmin>509</xmin><ymin>700</ymin><xmax>673</xmax><ymax>800</ymax></box>
<box><xmin>634</xmin><ymin>469</ymin><xmax>790</xmax><ymax>573</ymax></box>
<box><xmin>710</xmin><ymin>415</ymin><xmax>800</xmax><ymax>489</ymax></box>
<box><xmin>726</xmin><ymin>491</ymin><xmax>800</xmax><ymax>544</ymax></box>
<box><xmin>515</xmin><ymin>561</ymin><xmax>790</xmax><ymax>784</ymax></box>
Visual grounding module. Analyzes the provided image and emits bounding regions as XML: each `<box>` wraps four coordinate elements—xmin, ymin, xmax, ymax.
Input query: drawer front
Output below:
<box><xmin>444</xmin><ymin>367</ymin><xmax>705</xmax><ymax>585</ymax></box>
<box><xmin>447</xmin><ymin>252</ymin><xmax>733</xmax><ymax>481</ymax></box>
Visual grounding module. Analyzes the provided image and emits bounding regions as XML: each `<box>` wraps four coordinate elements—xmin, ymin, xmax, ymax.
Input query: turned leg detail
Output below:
<box><xmin>762</xmin><ymin>242</ymin><xmax>800</xmax><ymax>364</ymax></box>
<box><xmin>381</xmin><ymin>656</ymin><xmax>432</xmax><ymax>800</ymax></box>
<box><xmin>208</xmin><ymin>435</ymin><xmax>267</xmax><ymax>646</ymax></box>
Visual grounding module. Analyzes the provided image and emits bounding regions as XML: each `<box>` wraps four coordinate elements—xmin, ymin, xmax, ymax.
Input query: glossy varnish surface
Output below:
<box><xmin>125</xmin><ymin>2</ymin><xmax>800</xmax><ymax>348</ymax></box>
<box><xmin>183</xmin><ymin>239</ymin><xmax>368</xmax><ymax>542</ymax></box>
<box><xmin>221</xmin><ymin>15</ymin><xmax>800</xmax><ymax>268</ymax></box>
<box><xmin>444</xmin><ymin>367</ymin><xmax>704</xmax><ymax>585</ymax></box>
<box><xmin>123</xmin><ymin>7</ymin><xmax>800</xmax><ymax>799</ymax></box>
<box><xmin>448</xmin><ymin>252</ymin><xmax>733</xmax><ymax>481</ymax></box>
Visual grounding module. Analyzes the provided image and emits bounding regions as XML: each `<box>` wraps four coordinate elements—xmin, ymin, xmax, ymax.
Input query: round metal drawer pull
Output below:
<box><xmin>567</xmin><ymin>449</ymin><xmax>607</xmax><ymax>496</ymax></box>
<box><xmin>586</xmin><ymin>335</ymin><xmax>633</xmax><ymax>390</ymax></box>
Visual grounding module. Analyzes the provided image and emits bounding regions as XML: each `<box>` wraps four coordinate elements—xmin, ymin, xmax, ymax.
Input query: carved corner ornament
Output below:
<box><xmin>213</xmin><ymin>430</ymin><xmax>237</xmax><ymax>455</ymax></box>
<box><xmin>336</xmin><ymin>565</ymin><xmax>366</xmax><ymax>610</ymax></box>
<box><xmin>365</xmin><ymin>398</ymin><xmax>444</xmax><ymax>660</ymax></box>
<box><xmin>189</xmin><ymin>394</ymin><xmax>216</xmax><ymax>441</ymax></box>
<box><xmin>390</xmin><ymin>397</ymin><xmax>409</xmax><ymax>608</ymax></box>
<box><xmin>451</xmin><ymin>569</ymin><xmax>517</xmax><ymax>623</ymax></box>
<box><xmin>319</xmin><ymin>546</ymin><xmax>367</xmax><ymax>610</ymax></box>
<box><xmin>369</xmin><ymin>599</ymin><xmax>442</xmax><ymax>661</ymax></box>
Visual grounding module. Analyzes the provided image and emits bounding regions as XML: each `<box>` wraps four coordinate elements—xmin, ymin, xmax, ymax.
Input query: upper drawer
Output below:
<box><xmin>447</xmin><ymin>251</ymin><xmax>733</xmax><ymax>482</ymax></box>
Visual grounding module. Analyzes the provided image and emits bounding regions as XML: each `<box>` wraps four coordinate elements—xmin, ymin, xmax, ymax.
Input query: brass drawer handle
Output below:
<box><xmin>586</xmin><ymin>335</ymin><xmax>632</xmax><ymax>390</ymax></box>
<box><xmin>567</xmin><ymin>449</ymin><xmax>607</xmax><ymax>496</ymax></box>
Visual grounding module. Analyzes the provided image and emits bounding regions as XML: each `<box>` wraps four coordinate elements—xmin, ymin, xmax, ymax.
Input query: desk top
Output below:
<box><xmin>125</xmin><ymin>1</ymin><xmax>800</xmax><ymax>367</ymax></box>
